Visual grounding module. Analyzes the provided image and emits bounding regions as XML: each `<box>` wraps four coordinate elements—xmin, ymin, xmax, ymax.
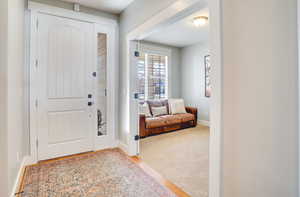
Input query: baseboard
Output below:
<box><xmin>24</xmin><ymin>155</ymin><xmax>36</xmax><ymax>166</ymax></box>
<box><xmin>198</xmin><ymin>120</ymin><xmax>210</xmax><ymax>127</ymax></box>
<box><xmin>118</xmin><ymin>141</ymin><xmax>129</xmax><ymax>155</ymax></box>
<box><xmin>10</xmin><ymin>155</ymin><xmax>31</xmax><ymax>197</ymax></box>
<box><xmin>94</xmin><ymin>139</ymin><xmax>119</xmax><ymax>151</ymax></box>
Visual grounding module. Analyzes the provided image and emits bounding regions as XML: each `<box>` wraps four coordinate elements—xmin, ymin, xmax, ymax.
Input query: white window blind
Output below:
<box><xmin>138</xmin><ymin>53</ymin><xmax>168</xmax><ymax>101</ymax></box>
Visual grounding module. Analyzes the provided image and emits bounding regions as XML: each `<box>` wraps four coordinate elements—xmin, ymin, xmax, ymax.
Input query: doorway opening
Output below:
<box><xmin>125</xmin><ymin>0</ymin><xmax>224</xmax><ymax>196</ymax></box>
<box><xmin>127</xmin><ymin>1</ymin><xmax>215</xmax><ymax>196</ymax></box>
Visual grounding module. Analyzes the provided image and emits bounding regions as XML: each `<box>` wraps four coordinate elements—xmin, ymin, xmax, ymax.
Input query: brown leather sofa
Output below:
<box><xmin>139</xmin><ymin>100</ymin><xmax>197</xmax><ymax>138</ymax></box>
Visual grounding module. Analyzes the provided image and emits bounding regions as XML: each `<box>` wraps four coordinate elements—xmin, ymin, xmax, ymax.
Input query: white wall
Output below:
<box><xmin>169</xmin><ymin>46</ymin><xmax>182</xmax><ymax>98</ymax></box>
<box><xmin>119</xmin><ymin>0</ymin><xmax>179</xmax><ymax>144</ymax></box>
<box><xmin>220</xmin><ymin>0</ymin><xmax>298</xmax><ymax>196</ymax></box>
<box><xmin>7</xmin><ymin>0</ymin><xmax>27</xmax><ymax>194</ymax></box>
<box><xmin>0</xmin><ymin>0</ymin><xmax>28</xmax><ymax>196</ymax></box>
<box><xmin>181</xmin><ymin>42</ymin><xmax>209</xmax><ymax>122</ymax></box>
<box><xmin>0</xmin><ymin>0</ymin><xmax>9</xmax><ymax>196</ymax></box>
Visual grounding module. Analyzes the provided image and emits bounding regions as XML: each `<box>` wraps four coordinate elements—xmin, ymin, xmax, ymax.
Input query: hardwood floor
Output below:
<box><xmin>16</xmin><ymin>148</ymin><xmax>190</xmax><ymax>197</ymax></box>
<box><xmin>130</xmin><ymin>156</ymin><xmax>191</xmax><ymax>197</ymax></box>
<box><xmin>15</xmin><ymin>166</ymin><xmax>27</xmax><ymax>197</ymax></box>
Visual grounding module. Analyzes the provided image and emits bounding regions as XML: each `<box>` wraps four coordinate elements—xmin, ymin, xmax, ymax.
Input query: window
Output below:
<box><xmin>138</xmin><ymin>52</ymin><xmax>168</xmax><ymax>102</ymax></box>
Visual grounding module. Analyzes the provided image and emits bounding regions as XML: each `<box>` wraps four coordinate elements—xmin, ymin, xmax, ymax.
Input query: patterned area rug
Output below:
<box><xmin>20</xmin><ymin>149</ymin><xmax>177</xmax><ymax>197</ymax></box>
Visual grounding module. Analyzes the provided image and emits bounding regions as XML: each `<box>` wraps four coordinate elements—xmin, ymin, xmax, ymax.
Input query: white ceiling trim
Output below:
<box><xmin>28</xmin><ymin>1</ymin><xmax>118</xmax><ymax>26</ymax></box>
<box><xmin>60</xmin><ymin>0</ymin><xmax>135</xmax><ymax>14</ymax></box>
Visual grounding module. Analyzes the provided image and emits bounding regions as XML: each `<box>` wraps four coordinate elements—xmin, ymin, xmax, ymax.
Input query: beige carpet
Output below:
<box><xmin>140</xmin><ymin>125</ymin><xmax>209</xmax><ymax>197</ymax></box>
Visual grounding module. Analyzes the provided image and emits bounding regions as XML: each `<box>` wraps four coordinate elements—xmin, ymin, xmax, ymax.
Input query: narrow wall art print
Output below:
<box><xmin>204</xmin><ymin>55</ymin><xmax>211</xmax><ymax>98</ymax></box>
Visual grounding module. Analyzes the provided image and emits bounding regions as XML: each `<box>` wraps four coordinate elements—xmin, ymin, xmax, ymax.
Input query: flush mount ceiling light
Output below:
<box><xmin>193</xmin><ymin>16</ymin><xmax>208</xmax><ymax>27</ymax></box>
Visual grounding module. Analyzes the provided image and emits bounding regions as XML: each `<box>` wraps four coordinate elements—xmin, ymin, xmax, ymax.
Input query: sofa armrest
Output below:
<box><xmin>186</xmin><ymin>106</ymin><xmax>197</xmax><ymax>115</ymax></box>
<box><xmin>185</xmin><ymin>106</ymin><xmax>197</xmax><ymax>126</ymax></box>
<box><xmin>139</xmin><ymin>114</ymin><xmax>147</xmax><ymax>137</ymax></box>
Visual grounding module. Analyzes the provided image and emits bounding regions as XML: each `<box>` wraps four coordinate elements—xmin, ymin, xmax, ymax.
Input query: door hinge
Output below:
<box><xmin>134</xmin><ymin>93</ymin><xmax>139</xmax><ymax>99</ymax></box>
<box><xmin>134</xmin><ymin>135</ymin><xmax>140</xmax><ymax>141</ymax></box>
<box><xmin>35</xmin><ymin>59</ymin><xmax>38</xmax><ymax>68</ymax></box>
<box><xmin>134</xmin><ymin>51</ymin><xmax>140</xmax><ymax>57</ymax></box>
<box><xmin>36</xmin><ymin>139</ymin><xmax>39</xmax><ymax>148</ymax></box>
<box><xmin>36</xmin><ymin>19</ymin><xmax>39</xmax><ymax>29</ymax></box>
<box><xmin>35</xmin><ymin>99</ymin><xmax>38</xmax><ymax>108</ymax></box>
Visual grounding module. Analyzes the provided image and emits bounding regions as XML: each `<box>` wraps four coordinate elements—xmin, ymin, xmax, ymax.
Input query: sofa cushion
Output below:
<box><xmin>176</xmin><ymin>113</ymin><xmax>195</xmax><ymax>122</ymax></box>
<box><xmin>146</xmin><ymin>117</ymin><xmax>166</xmax><ymax>129</ymax></box>
<box><xmin>160</xmin><ymin>115</ymin><xmax>182</xmax><ymax>125</ymax></box>
<box><xmin>168</xmin><ymin>98</ymin><xmax>187</xmax><ymax>114</ymax></box>
<box><xmin>151</xmin><ymin>106</ymin><xmax>168</xmax><ymax>117</ymax></box>
<box><xmin>147</xmin><ymin>100</ymin><xmax>169</xmax><ymax>115</ymax></box>
<box><xmin>146</xmin><ymin>114</ymin><xmax>190</xmax><ymax>129</ymax></box>
<box><xmin>139</xmin><ymin>103</ymin><xmax>152</xmax><ymax>117</ymax></box>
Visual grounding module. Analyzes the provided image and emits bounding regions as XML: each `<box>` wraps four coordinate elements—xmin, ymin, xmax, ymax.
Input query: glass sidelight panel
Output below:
<box><xmin>97</xmin><ymin>33</ymin><xmax>107</xmax><ymax>136</ymax></box>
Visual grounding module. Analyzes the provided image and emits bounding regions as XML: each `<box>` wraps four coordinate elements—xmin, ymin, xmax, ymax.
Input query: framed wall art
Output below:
<box><xmin>204</xmin><ymin>55</ymin><xmax>211</xmax><ymax>98</ymax></box>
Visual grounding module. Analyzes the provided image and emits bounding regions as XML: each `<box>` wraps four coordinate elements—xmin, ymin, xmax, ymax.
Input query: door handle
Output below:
<box><xmin>88</xmin><ymin>102</ymin><xmax>93</xmax><ymax>106</ymax></box>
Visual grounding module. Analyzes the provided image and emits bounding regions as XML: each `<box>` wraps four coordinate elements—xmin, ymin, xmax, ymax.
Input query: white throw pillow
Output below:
<box><xmin>169</xmin><ymin>99</ymin><xmax>187</xmax><ymax>114</ymax></box>
<box><xmin>139</xmin><ymin>103</ymin><xmax>152</xmax><ymax>117</ymax></box>
<box><xmin>151</xmin><ymin>106</ymin><xmax>168</xmax><ymax>117</ymax></box>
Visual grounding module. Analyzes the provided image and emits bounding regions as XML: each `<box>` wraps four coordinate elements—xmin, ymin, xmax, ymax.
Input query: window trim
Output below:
<box><xmin>145</xmin><ymin>52</ymin><xmax>168</xmax><ymax>100</ymax></box>
<box><xmin>140</xmin><ymin>43</ymin><xmax>172</xmax><ymax>99</ymax></box>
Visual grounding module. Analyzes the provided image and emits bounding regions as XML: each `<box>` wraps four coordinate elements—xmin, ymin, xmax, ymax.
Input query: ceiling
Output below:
<box><xmin>144</xmin><ymin>8</ymin><xmax>209</xmax><ymax>48</ymax></box>
<box><xmin>61</xmin><ymin>0</ymin><xmax>135</xmax><ymax>14</ymax></box>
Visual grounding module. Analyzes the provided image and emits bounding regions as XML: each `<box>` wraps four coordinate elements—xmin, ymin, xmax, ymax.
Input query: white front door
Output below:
<box><xmin>37</xmin><ymin>13</ymin><xmax>95</xmax><ymax>160</ymax></box>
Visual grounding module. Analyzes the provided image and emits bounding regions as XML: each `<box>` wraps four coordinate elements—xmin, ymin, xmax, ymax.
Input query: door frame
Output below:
<box><xmin>298</xmin><ymin>0</ymin><xmax>300</xmax><ymax>194</ymax></box>
<box><xmin>93</xmin><ymin>24</ymin><xmax>118</xmax><ymax>150</ymax></box>
<box><xmin>126</xmin><ymin>0</ymin><xmax>223</xmax><ymax>197</ymax></box>
<box><xmin>27</xmin><ymin>1</ymin><xmax>119</xmax><ymax>164</ymax></box>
